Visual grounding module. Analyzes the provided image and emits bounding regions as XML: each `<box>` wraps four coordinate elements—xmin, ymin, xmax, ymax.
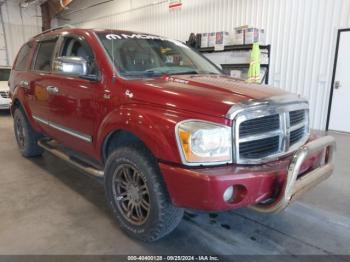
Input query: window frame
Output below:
<box><xmin>95</xmin><ymin>32</ymin><xmax>223</xmax><ymax>80</ymax></box>
<box><xmin>31</xmin><ymin>35</ymin><xmax>60</xmax><ymax>74</ymax></box>
<box><xmin>51</xmin><ymin>33</ymin><xmax>100</xmax><ymax>80</ymax></box>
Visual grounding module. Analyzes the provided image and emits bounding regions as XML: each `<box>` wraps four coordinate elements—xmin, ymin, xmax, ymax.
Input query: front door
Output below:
<box><xmin>329</xmin><ymin>30</ymin><xmax>350</xmax><ymax>132</ymax></box>
<box><xmin>46</xmin><ymin>34</ymin><xmax>100</xmax><ymax>157</ymax></box>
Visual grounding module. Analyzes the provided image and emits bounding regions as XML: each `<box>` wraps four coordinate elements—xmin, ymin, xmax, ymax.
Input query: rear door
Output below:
<box><xmin>45</xmin><ymin>33</ymin><xmax>101</xmax><ymax>156</ymax></box>
<box><xmin>10</xmin><ymin>42</ymin><xmax>36</xmax><ymax>112</ymax></box>
<box><xmin>28</xmin><ymin>36</ymin><xmax>59</xmax><ymax>130</ymax></box>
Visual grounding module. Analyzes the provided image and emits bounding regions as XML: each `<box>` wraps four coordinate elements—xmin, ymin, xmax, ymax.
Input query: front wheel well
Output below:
<box><xmin>11</xmin><ymin>98</ymin><xmax>23</xmax><ymax>115</ymax></box>
<box><xmin>102</xmin><ymin>130</ymin><xmax>152</xmax><ymax>163</ymax></box>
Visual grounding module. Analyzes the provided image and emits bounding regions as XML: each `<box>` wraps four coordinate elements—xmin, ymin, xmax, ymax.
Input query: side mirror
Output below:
<box><xmin>53</xmin><ymin>56</ymin><xmax>88</xmax><ymax>76</ymax></box>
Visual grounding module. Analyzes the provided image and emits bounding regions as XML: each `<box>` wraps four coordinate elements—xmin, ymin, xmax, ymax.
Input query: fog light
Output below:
<box><xmin>223</xmin><ymin>186</ymin><xmax>234</xmax><ymax>202</ymax></box>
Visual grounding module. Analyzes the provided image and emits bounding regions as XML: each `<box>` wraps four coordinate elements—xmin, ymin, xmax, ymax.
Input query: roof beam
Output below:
<box><xmin>40</xmin><ymin>0</ymin><xmax>74</xmax><ymax>30</ymax></box>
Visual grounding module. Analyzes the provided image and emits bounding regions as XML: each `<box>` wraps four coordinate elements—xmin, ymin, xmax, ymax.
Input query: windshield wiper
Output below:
<box><xmin>143</xmin><ymin>70</ymin><xmax>165</xmax><ymax>77</ymax></box>
<box><xmin>124</xmin><ymin>69</ymin><xmax>219</xmax><ymax>78</ymax></box>
<box><xmin>204</xmin><ymin>71</ymin><xmax>221</xmax><ymax>75</ymax></box>
<box><xmin>143</xmin><ymin>69</ymin><xmax>198</xmax><ymax>77</ymax></box>
<box><xmin>169</xmin><ymin>70</ymin><xmax>198</xmax><ymax>75</ymax></box>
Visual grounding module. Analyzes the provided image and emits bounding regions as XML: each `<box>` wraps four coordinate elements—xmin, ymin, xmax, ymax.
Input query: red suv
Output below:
<box><xmin>9</xmin><ymin>27</ymin><xmax>335</xmax><ymax>241</ymax></box>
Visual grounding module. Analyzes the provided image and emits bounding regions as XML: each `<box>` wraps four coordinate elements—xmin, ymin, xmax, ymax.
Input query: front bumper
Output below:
<box><xmin>161</xmin><ymin>136</ymin><xmax>335</xmax><ymax>212</ymax></box>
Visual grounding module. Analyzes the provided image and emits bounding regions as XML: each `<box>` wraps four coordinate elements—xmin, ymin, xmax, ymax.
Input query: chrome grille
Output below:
<box><xmin>290</xmin><ymin>126</ymin><xmax>305</xmax><ymax>145</ymax></box>
<box><xmin>0</xmin><ymin>91</ymin><xmax>9</xmax><ymax>98</ymax></box>
<box><xmin>233</xmin><ymin>102</ymin><xmax>309</xmax><ymax>164</ymax></box>
<box><xmin>239</xmin><ymin>114</ymin><xmax>280</xmax><ymax>137</ymax></box>
<box><xmin>240</xmin><ymin>136</ymin><xmax>280</xmax><ymax>158</ymax></box>
<box><xmin>290</xmin><ymin>110</ymin><xmax>305</xmax><ymax>126</ymax></box>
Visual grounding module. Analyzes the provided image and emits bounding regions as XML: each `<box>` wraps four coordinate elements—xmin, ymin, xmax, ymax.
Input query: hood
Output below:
<box><xmin>123</xmin><ymin>74</ymin><xmax>288</xmax><ymax>118</ymax></box>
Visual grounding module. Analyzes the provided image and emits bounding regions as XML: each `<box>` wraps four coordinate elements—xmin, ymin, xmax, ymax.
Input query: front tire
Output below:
<box><xmin>105</xmin><ymin>145</ymin><xmax>183</xmax><ymax>242</ymax></box>
<box><xmin>13</xmin><ymin>109</ymin><xmax>43</xmax><ymax>157</ymax></box>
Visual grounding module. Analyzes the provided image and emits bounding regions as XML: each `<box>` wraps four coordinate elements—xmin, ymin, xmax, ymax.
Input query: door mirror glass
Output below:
<box><xmin>53</xmin><ymin>56</ymin><xmax>88</xmax><ymax>76</ymax></box>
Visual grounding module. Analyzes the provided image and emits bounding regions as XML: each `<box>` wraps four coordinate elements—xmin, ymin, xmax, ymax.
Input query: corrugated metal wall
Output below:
<box><xmin>59</xmin><ymin>0</ymin><xmax>350</xmax><ymax>130</ymax></box>
<box><xmin>0</xmin><ymin>1</ymin><xmax>41</xmax><ymax>66</ymax></box>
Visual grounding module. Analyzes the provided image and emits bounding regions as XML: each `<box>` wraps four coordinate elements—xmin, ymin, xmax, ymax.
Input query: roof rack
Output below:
<box><xmin>33</xmin><ymin>24</ymin><xmax>74</xmax><ymax>38</ymax></box>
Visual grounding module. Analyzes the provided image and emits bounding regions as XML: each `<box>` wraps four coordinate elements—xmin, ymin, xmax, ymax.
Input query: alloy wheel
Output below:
<box><xmin>112</xmin><ymin>164</ymin><xmax>151</xmax><ymax>225</ymax></box>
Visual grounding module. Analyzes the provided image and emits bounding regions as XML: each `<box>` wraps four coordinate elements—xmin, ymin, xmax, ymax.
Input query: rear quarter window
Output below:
<box><xmin>14</xmin><ymin>43</ymin><xmax>32</xmax><ymax>71</ymax></box>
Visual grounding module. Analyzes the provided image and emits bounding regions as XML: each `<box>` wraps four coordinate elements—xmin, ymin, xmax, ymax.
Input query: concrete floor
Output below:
<box><xmin>0</xmin><ymin>110</ymin><xmax>350</xmax><ymax>255</ymax></box>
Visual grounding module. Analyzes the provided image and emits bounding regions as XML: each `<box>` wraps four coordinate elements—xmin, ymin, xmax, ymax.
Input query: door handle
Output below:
<box><xmin>334</xmin><ymin>81</ymin><xmax>341</xmax><ymax>89</ymax></box>
<box><xmin>46</xmin><ymin>86</ymin><xmax>59</xmax><ymax>94</ymax></box>
<box><xmin>20</xmin><ymin>80</ymin><xmax>30</xmax><ymax>89</ymax></box>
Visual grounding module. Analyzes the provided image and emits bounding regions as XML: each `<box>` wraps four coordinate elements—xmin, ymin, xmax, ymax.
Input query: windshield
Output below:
<box><xmin>97</xmin><ymin>32</ymin><xmax>221</xmax><ymax>78</ymax></box>
<box><xmin>0</xmin><ymin>69</ymin><xmax>10</xmax><ymax>81</ymax></box>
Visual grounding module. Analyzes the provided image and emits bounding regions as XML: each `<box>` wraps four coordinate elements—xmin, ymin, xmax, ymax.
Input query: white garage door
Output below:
<box><xmin>329</xmin><ymin>30</ymin><xmax>350</xmax><ymax>133</ymax></box>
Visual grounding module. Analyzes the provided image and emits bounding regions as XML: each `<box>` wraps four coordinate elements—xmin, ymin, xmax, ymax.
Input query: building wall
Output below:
<box><xmin>0</xmin><ymin>0</ymin><xmax>41</xmax><ymax>66</ymax></box>
<box><xmin>58</xmin><ymin>0</ymin><xmax>350</xmax><ymax>130</ymax></box>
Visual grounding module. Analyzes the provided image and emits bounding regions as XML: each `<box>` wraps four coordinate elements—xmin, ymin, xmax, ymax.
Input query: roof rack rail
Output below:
<box><xmin>33</xmin><ymin>24</ymin><xmax>74</xmax><ymax>38</ymax></box>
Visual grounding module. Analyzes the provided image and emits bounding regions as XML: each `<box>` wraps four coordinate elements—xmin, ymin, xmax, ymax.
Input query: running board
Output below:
<box><xmin>38</xmin><ymin>139</ymin><xmax>104</xmax><ymax>178</ymax></box>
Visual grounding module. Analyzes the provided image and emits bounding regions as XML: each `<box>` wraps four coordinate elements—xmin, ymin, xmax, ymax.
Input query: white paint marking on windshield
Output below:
<box><xmin>106</xmin><ymin>33</ymin><xmax>167</xmax><ymax>41</ymax></box>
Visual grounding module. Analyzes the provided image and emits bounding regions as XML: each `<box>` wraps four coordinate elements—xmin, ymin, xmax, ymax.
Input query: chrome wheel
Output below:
<box><xmin>112</xmin><ymin>164</ymin><xmax>150</xmax><ymax>225</ymax></box>
<box><xmin>15</xmin><ymin>117</ymin><xmax>25</xmax><ymax>148</ymax></box>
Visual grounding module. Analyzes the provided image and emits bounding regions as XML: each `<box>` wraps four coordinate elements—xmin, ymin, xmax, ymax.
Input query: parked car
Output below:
<box><xmin>9</xmin><ymin>27</ymin><xmax>335</xmax><ymax>241</ymax></box>
<box><xmin>0</xmin><ymin>66</ymin><xmax>11</xmax><ymax>110</ymax></box>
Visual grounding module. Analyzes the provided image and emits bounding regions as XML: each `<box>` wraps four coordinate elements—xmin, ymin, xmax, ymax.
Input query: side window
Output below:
<box><xmin>59</xmin><ymin>36</ymin><xmax>97</xmax><ymax>75</ymax></box>
<box><xmin>14</xmin><ymin>43</ymin><xmax>32</xmax><ymax>71</ymax></box>
<box><xmin>33</xmin><ymin>39</ymin><xmax>57</xmax><ymax>72</ymax></box>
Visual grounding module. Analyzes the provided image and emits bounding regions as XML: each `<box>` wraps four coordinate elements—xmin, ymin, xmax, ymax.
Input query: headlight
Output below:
<box><xmin>176</xmin><ymin>120</ymin><xmax>232</xmax><ymax>165</ymax></box>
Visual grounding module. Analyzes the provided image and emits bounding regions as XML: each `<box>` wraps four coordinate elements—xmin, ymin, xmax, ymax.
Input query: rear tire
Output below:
<box><xmin>13</xmin><ymin>108</ymin><xmax>43</xmax><ymax>157</ymax></box>
<box><xmin>105</xmin><ymin>145</ymin><xmax>183</xmax><ymax>242</ymax></box>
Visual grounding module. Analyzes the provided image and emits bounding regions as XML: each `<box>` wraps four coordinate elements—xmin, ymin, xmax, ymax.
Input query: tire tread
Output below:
<box><xmin>105</xmin><ymin>144</ymin><xmax>183</xmax><ymax>242</ymax></box>
<box><xmin>14</xmin><ymin>108</ymin><xmax>43</xmax><ymax>157</ymax></box>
